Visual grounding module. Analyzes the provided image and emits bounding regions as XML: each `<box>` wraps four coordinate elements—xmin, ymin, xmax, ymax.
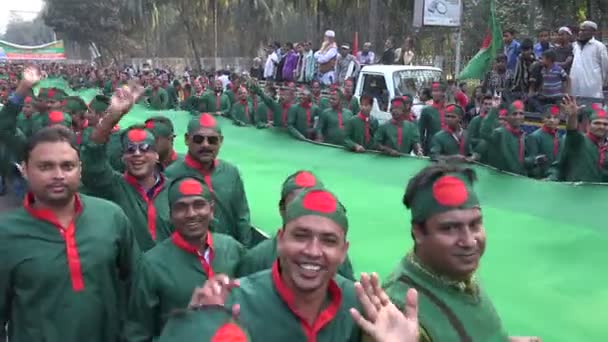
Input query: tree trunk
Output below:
<box><xmin>178</xmin><ymin>0</ymin><xmax>202</xmax><ymax>71</ymax></box>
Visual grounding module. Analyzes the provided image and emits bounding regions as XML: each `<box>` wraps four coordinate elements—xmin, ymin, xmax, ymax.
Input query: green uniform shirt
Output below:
<box><xmin>256</xmin><ymin>89</ymin><xmax>292</xmax><ymax>128</ymax></box>
<box><xmin>288</xmin><ymin>103</ymin><xmax>320</xmax><ymax>140</ymax></box>
<box><xmin>80</xmin><ymin>141</ymin><xmax>173</xmax><ymax>252</ymax></box>
<box><xmin>559</xmin><ymin>130</ymin><xmax>608</xmax><ymax>182</ymax></box>
<box><xmin>166</xmin><ymin>86</ymin><xmax>180</xmax><ymax>109</ymax></box>
<box><xmin>165</xmin><ymin>157</ymin><xmax>253</xmax><ymax>247</ymax></box>
<box><xmin>149</xmin><ymin>87</ymin><xmax>169</xmax><ymax>110</ymax></box>
<box><xmin>342</xmin><ymin>96</ymin><xmax>360</xmax><ymax>116</ymax></box>
<box><xmin>16</xmin><ymin>112</ymin><xmax>36</xmax><ymax>137</ymax></box>
<box><xmin>160</xmin><ymin>263</ymin><xmax>362</xmax><ymax>341</ymax></box>
<box><xmin>383</xmin><ymin>255</ymin><xmax>509</xmax><ymax>342</ymax></box>
<box><xmin>314</xmin><ymin>96</ymin><xmax>330</xmax><ymax>112</ymax></box>
<box><xmin>343</xmin><ymin>113</ymin><xmax>379</xmax><ymax>150</ymax></box>
<box><xmin>230</xmin><ymin>100</ymin><xmax>255</xmax><ymax>125</ymax></box>
<box><xmin>0</xmin><ymin>194</ymin><xmax>140</xmax><ymax>342</ymax></box>
<box><xmin>236</xmin><ymin>235</ymin><xmax>355</xmax><ymax>280</ymax></box>
<box><xmin>419</xmin><ymin>103</ymin><xmax>447</xmax><ymax>154</ymax></box>
<box><xmin>318</xmin><ymin>107</ymin><xmax>353</xmax><ymax>145</ymax></box>
<box><xmin>125</xmin><ymin>232</ymin><xmax>244</xmax><ymax>341</ymax></box>
<box><xmin>181</xmin><ymin>94</ymin><xmax>204</xmax><ymax>115</ymax></box>
<box><xmin>203</xmin><ymin>92</ymin><xmax>231</xmax><ymax>116</ymax></box>
<box><xmin>466</xmin><ymin>113</ymin><xmax>485</xmax><ymax>152</ymax></box>
<box><xmin>429</xmin><ymin>129</ymin><xmax>472</xmax><ymax>159</ymax></box>
<box><xmin>526</xmin><ymin>127</ymin><xmax>562</xmax><ymax>179</ymax></box>
<box><xmin>374</xmin><ymin>119</ymin><xmax>420</xmax><ymax>154</ymax></box>
<box><xmin>252</xmin><ymin>95</ymin><xmax>273</xmax><ymax>128</ymax></box>
<box><xmin>0</xmin><ymin>99</ymin><xmax>28</xmax><ymax>168</ymax></box>
<box><xmin>225</xmin><ymin>87</ymin><xmax>237</xmax><ymax>104</ymax></box>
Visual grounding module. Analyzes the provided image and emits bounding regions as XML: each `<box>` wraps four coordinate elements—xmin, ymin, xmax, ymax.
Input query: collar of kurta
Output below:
<box><xmin>281</xmin><ymin>101</ymin><xmax>292</xmax><ymax>109</ymax></box>
<box><xmin>123</xmin><ymin>172</ymin><xmax>166</xmax><ymax>240</ymax></box>
<box><xmin>542</xmin><ymin>126</ymin><xmax>557</xmax><ymax>136</ymax></box>
<box><xmin>184</xmin><ymin>154</ymin><xmax>219</xmax><ymax>174</ymax></box>
<box><xmin>357</xmin><ymin>113</ymin><xmax>369</xmax><ymax>122</ymax></box>
<box><xmin>271</xmin><ymin>260</ymin><xmax>342</xmax><ymax>337</ymax></box>
<box><xmin>24</xmin><ymin>192</ymin><xmax>86</xmax><ymax>292</ymax></box>
<box><xmin>504</xmin><ymin>123</ymin><xmax>523</xmax><ymax>137</ymax></box>
<box><xmin>172</xmin><ymin>231</ymin><xmax>215</xmax><ymax>277</ymax></box>
<box><xmin>432</xmin><ymin>101</ymin><xmax>446</xmax><ymax>110</ymax></box>
<box><xmin>586</xmin><ymin>132</ymin><xmax>607</xmax><ymax>147</ymax></box>
<box><xmin>406</xmin><ymin>252</ymin><xmax>479</xmax><ymax>296</ymax></box>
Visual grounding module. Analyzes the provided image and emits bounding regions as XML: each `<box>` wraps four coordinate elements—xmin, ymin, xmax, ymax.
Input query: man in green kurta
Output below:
<box><xmin>429</xmin><ymin>104</ymin><xmax>474</xmax><ymax>161</ymax></box>
<box><xmin>374</xmin><ymin>98</ymin><xmax>422</xmax><ymax>157</ymax></box>
<box><xmin>317</xmin><ymin>88</ymin><xmax>353</xmax><ymax>145</ymax></box>
<box><xmin>383</xmin><ymin>163</ymin><xmax>521</xmax><ymax>342</ymax></box>
<box><xmin>237</xmin><ymin>170</ymin><xmax>354</xmax><ymax>280</ymax></box>
<box><xmin>167</xmin><ymin>80</ymin><xmax>182</xmax><ymax>109</ymax></box>
<box><xmin>467</xmin><ymin>95</ymin><xmax>494</xmax><ymax>152</ymax></box>
<box><xmin>230</xmin><ymin>86</ymin><xmax>255</xmax><ymax>126</ymax></box>
<box><xmin>287</xmin><ymin>89</ymin><xmax>320</xmax><ymax>140</ymax></box>
<box><xmin>0</xmin><ymin>125</ymin><xmax>140</xmax><ymax>342</ymax></box>
<box><xmin>64</xmin><ymin>96</ymin><xmax>89</xmax><ymax>144</ymax></box>
<box><xmin>144</xmin><ymin>116</ymin><xmax>181</xmax><ymax>169</ymax></box>
<box><xmin>165</xmin><ymin>114</ymin><xmax>253</xmax><ymax>247</ymax></box>
<box><xmin>312</xmin><ymin>80</ymin><xmax>330</xmax><ymax>111</ymax></box>
<box><xmin>81</xmin><ymin>88</ymin><xmax>173</xmax><ymax>252</ymax></box>
<box><xmin>252</xmin><ymin>82</ymin><xmax>275</xmax><ymax>128</ymax></box>
<box><xmin>125</xmin><ymin>177</ymin><xmax>245</xmax><ymax>341</ymax></box>
<box><xmin>479</xmin><ymin>100</ymin><xmax>543</xmax><ymax>176</ymax></box>
<box><xmin>160</xmin><ymin>187</ymin><xmax>363</xmax><ymax>341</ymax></box>
<box><xmin>419</xmin><ymin>82</ymin><xmax>448</xmax><ymax>155</ymax></box>
<box><xmin>342</xmin><ymin>79</ymin><xmax>360</xmax><ymax>115</ymax></box>
<box><xmin>256</xmin><ymin>83</ymin><xmax>296</xmax><ymax>128</ymax></box>
<box><xmin>181</xmin><ymin>81</ymin><xmax>206</xmax><ymax>115</ymax></box>
<box><xmin>203</xmin><ymin>80</ymin><xmax>231</xmax><ymax>117</ymax></box>
<box><xmin>15</xmin><ymin>95</ymin><xmax>36</xmax><ymax>137</ymax></box>
<box><xmin>225</xmin><ymin>75</ymin><xmax>242</xmax><ymax>104</ymax></box>
<box><xmin>555</xmin><ymin>96</ymin><xmax>608</xmax><ymax>182</ymax></box>
<box><xmin>526</xmin><ymin>105</ymin><xmax>562</xmax><ymax>179</ymax></box>
<box><xmin>146</xmin><ymin>78</ymin><xmax>169</xmax><ymax>110</ymax></box>
<box><xmin>344</xmin><ymin>94</ymin><xmax>379</xmax><ymax>152</ymax></box>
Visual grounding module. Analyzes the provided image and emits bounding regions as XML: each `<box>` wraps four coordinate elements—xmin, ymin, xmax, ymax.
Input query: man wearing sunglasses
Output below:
<box><xmin>80</xmin><ymin>85</ymin><xmax>173</xmax><ymax>252</ymax></box>
<box><xmin>145</xmin><ymin>116</ymin><xmax>181</xmax><ymax>169</ymax></box>
<box><xmin>165</xmin><ymin>113</ymin><xmax>253</xmax><ymax>248</ymax></box>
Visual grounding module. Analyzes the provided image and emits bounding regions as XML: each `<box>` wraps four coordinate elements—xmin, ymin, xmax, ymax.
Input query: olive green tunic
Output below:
<box><xmin>317</xmin><ymin>107</ymin><xmax>353</xmax><ymax>145</ymax></box>
<box><xmin>343</xmin><ymin>113</ymin><xmax>379</xmax><ymax>150</ymax></box>
<box><xmin>373</xmin><ymin>119</ymin><xmax>420</xmax><ymax>154</ymax></box>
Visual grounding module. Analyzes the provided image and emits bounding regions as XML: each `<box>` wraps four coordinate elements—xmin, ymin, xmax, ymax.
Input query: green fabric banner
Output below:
<box><xmin>37</xmin><ymin>78</ymin><xmax>608</xmax><ymax>341</ymax></box>
<box><xmin>0</xmin><ymin>40</ymin><xmax>66</xmax><ymax>60</ymax></box>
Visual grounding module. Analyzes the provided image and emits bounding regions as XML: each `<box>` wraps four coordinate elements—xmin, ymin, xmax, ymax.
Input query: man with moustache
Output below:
<box><xmin>418</xmin><ymin>82</ymin><xmax>448</xmax><ymax>155</ymax></box>
<box><xmin>342</xmin><ymin>79</ymin><xmax>360</xmax><ymax>115</ymax></box>
<box><xmin>165</xmin><ymin>114</ymin><xmax>252</xmax><ymax>247</ymax></box>
<box><xmin>255</xmin><ymin>82</ymin><xmax>296</xmax><ymax>128</ymax></box>
<box><xmin>230</xmin><ymin>86</ymin><xmax>255</xmax><ymax>126</ymax></box>
<box><xmin>374</xmin><ymin>98</ymin><xmax>422</xmax><ymax>157</ymax></box>
<box><xmin>383</xmin><ymin>163</ymin><xmax>540</xmax><ymax>342</ymax></box>
<box><xmin>344</xmin><ymin>94</ymin><xmax>379</xmax><ymax>152</ymax></box>
<box><xmin>125</xmin><ymin>177</ymin><xmax>244</xmax><ymax>341</ymax></box>
<box><xmin>288</xmin><ymin>89</ymin><xmax>320</xmax><ymax>140</ymax></box>
<box><xmin>526</xmin><ymin>105</ymin><xmax>562</xmax><ymax>179</ymax></box>
<box><xmin>0</xmin><ymin>124</ymin><xmax>140</xmax><ymax>341</ymax></box>
<box><xmin>203</xmin><ymin>79</ymin><xmax>231</xmax><ymax>117</ymax></box>
<box><xmin>80</xmin><ymin>85</ymin><xmax>173</xmax><ymax>252</ymax></box>
<box><xmin>317</xmin><ymin>88</ymin><xmax>353</xmax><ymax>145</ymax></box>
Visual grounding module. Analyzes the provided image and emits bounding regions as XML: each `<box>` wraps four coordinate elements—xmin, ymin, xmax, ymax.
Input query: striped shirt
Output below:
<box><xmin>541</xmin><ymin>64</ymin><xmax>568</xmax><ymax>98</ymax></box>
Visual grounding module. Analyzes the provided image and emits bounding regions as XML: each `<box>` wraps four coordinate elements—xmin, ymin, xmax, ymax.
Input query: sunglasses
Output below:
<box><xmin>125</xmin><ymin>143</ymin><xmax>154</xmax><ymax>154</ymax></box>
<box><xmin>191</xmin><ymin>135</ymin><xmax>220</xmax><ymax>145</ymax></box>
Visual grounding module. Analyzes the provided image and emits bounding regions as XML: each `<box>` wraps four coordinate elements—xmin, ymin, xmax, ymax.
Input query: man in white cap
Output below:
<box><xmin>553</xmin><ymin>27</ymin><xmax>573</xmax><ymax>73</ymax></box>
<box><xmin>335</xmin><ymin>44</ymin><xmax>360</xmax><ymax>86</ymax></box>
<box><xmin>314</xmin><ymin>30</ymin><xmax>338</xmax><ymax>85</ymax></box>
<box><xmin>570</xmin><ymin>20</ymin><xmax>608</xmax><ymax>101</ymax></box>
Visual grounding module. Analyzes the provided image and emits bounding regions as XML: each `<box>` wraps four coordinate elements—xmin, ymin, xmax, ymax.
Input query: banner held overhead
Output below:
<box><xmin>0</xmin><ymin>40</ymin><xmax>66</xmax><ymax>61</ymax></box>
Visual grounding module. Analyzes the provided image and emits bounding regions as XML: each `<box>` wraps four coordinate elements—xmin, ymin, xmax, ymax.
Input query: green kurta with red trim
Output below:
<box><xmin>148</xmin><ymin>87</ymin><xmax>169</xmax><ymax>110</ymax></box>
<box><xmin>419</xmin><ymin>103</ymin><xmax>447</xmax><ymax>154</ymax></box>
<box><xmin>236</xmin><ymin>235</ymin><xmax>355</xmax><ymax>280</ymax></box>
<box><xmin>342</xmin><ymin>96</ymin><xmax>360</xmax><ymax>116</ymax></box>
<box><xmin>525</xmin><ymin>127</ymin><xmax>562</xmax><ymax>179</ymax></box>
<box><xmin>0</xmin><ymin>98</ymin><xmax>28</xmax><ymax>166</ymax></box>
<box><xmin>0</xmin><ymin>194</ymin><xmax>140</xmax><ymax>342</ymax></box>
<box><xmin>125</xmin><ymin>232</ymin><xmax>245</xmax><ymax>341</ymax></box>
<box><xmin>288</xmin><ymin>103</ymin><xmax>320</xmax><ymax>140</ymax></box>
<box><xmin>161</xmin><ymin>261</ymin><xmax>362</xmax><ymax>342</ymax></box>
<box><xmin>256</xmin><ymin>89</ymin><xmax>293</xmax><ymax>128</ymax></box>
<box><xmin>252</xmin><ymin>95</ymin><xmax>274</xmax><ymax>128</ymax></box>
<box><xmin>80</xmin><ymin>140</ymin><xmax>173</xmax><ymax>252</ymax></box>
<box><xmin>317</xmin><ymin>107</ymin><xmax>353</xmax><ymax>145</ymax></box>
<box><xmin>314</xmin><ymin>96</ymin><xmax>330</xmax><ymax>112</ymax></box>
<box><xmin>202</xmin><ymin>92</ymin><xmax>231</xmax><ymax>117</ymax></box>
<box><xmin>343</xmin><ymin>113</ymin><xmax>379</xmax><ymax>150</ymax></box>
<box><xmin>230</xmin><ymin>100</ymin><xmax>255</xmax><ymax>125</ymax></box>
<box><xmin>558</xmin><ymin>130</ymin><xmax>608</xmax><ymax>182</ymax></box>
<box><xmin>373</xmin><ymin>119</ymin><xmax>420</xmax><ymax>154</ymax></box>
<box><xmin>429</xmin><ymin>129</ymin><xmax>472</xmax><ymax>159</ymax></box>
<box><xmin>164</xmin><ymin>156</ymin><xmax>253</xmax><ymax>247</ymax></box>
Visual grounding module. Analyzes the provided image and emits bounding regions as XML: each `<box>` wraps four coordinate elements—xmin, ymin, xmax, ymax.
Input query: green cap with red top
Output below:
<box><xmin>188</xmin><ymin>113</ymin><xmax>222</xmax><ymax>134</ymax></box>
<box><xmin>284</xmin><ymin>187</ymin><xmax>348</xmax><ymax>232</ymax></box>
<box><xmin>40</xmin><ymin>111</ymin><xmax>72</xmax><ymax>128</ymax></box>
<box><xmin>121</xmin><ymin>126</ymin><xmax>156</xmax><ymax>150</ymax></box>
<box><xmin>168</xmin><ymin>177</ymin><xmax>213</xmax><ymax>206</ymax></box>
<box><xmin>280</xmin><ymin>170</ymin><xmax>324</xmax><ymax>201</ymax></box>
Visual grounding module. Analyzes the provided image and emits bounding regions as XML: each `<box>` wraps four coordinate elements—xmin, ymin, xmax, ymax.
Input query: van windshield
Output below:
<box><xmin>393</xmin><ymin>69</ymin><xmax>442</xmax><ymax>98</ymax></box>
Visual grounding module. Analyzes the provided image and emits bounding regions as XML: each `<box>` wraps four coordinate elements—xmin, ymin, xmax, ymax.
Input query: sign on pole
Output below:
<box><xmin>422</xmin><ymin>0</ymin><xmax>462</xmax><ymax>27</ymax></box>
<box><xmin>0</xmin><ymin>40</ymin><xmax>66</xmax><ymax>60</ymax></box>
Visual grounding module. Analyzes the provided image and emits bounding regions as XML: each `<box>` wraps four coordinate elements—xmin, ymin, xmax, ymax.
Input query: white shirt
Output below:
<box><xmin>570</xmin><ymin>38</ymin><xmax>608</xmax><ymax>99</ymax></box>
<box><xmin>264</xmin><ymin>51</ymin><xmax>279</xmax><ymax>79</ymax></box>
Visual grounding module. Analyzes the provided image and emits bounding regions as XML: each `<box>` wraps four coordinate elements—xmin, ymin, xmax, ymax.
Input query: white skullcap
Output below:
<box><xmin>558</xmin><ymin>27</ymin><xmax>572</xmax><ymax>35</ymax></box>
<box><xmin>581</xmin><ymin>21</ymin><xmax>598</xmax><ymax>30</ymax></box>
<box><xmin>325</xmin><ymin>30</ymin><xmax>336</xmax><ymax>38</ymax></box>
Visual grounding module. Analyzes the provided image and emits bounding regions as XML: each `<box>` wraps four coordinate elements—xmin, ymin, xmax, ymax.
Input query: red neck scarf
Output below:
<box><xmin>391</xmin><ymin>119</ymin><xmax>403</xmax><ymax>148</ymax></box>
<box><xmin>333</xmin><ymin>106</ymin><xmax>343</xmax><ymax>129</ymax></box>
<box><xmin>184</xmin><ymin>154</ymin><xmax>219</xmax><ymax>192</ymax></box>
<box><xmin>433</xmin><ymin>102</ymin><xmax>447</xmax><ymax>129</ymax></box>
<box><xmin>357</xmin><ymin>112</ymin><xmax>370</xmax><ymax>143</ymax></box>
<box><xmin>162</xmin><ymin>150</ymin><xmax>179</xmax><ymax>168</ymax></box>
<box><xmin>586</xmin><ymin>132</ymin><xmax>608</xmax><ymax>168</ymax></box>
<box><xmin>505</xmin><ymin>123</ymin><xmax>524</xmax><ymax>162</ymax></box>
<box><xmin>24</xmin><ymin>193</ymin><xmax>85</xmax><ymax>292</ymax></box>
<box><xmin>216</xmin><ymin>93</ymin><xmax>222</xmax><ymax>110</ymax></box>
<box><xmin>171</xmin><ymin>232</ymin><xmax>214</xmax><ymax>277</ymax></box>
<box><xmin>281</xmin><ymin>101</ymin><xmax>291</xmax><ymax>127</ymax></box>
<box><xmin>240</xmin><ymin>101</ymin><xmax>250</xmax><ymax>122</ymax></box>
<box><xmin>301</xmin><ymin>102</ymin><xmax>313</xmax><ymax>128</ymax></box>
<box><xmin>123</xmin><ymin>172</ymin><xmax>166</xmax><ymax>240</ymax></box>
<box><xmin>542</xmin><ymin>126</ymin><xmax>559</xmax><ymax>158</ymax></box>
<box><xmin>445</xmin><ymin>127</ymin><xmax>466</xmax><ymax>155</ymax></box>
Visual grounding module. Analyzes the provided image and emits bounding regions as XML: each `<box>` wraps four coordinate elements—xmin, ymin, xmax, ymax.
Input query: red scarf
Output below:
<box><xmin>433</xmin><ymin>102</ymin><xmax>447</xmax><ymax>129</ymax></box>
<box><xmin>391</xmin><ymin>119</ymin><xmax>403</xmax><ymax>148</ymax></box>
<box><xmin>253</xmin><ymin>96</ymin><xmax>258</xmax><ymax>112</ymax></box>
<box><xmin>357</xmin><ymin>113</ymin><xmax>370</xmax><ymax>143</ymax></box>
<box><xmin>123</xmin><ymin>173</ymin><xmax>166</xmax><ymax>240</ymax></box>
<box><xmin>505</xmin><ymin>123</ymin><xmax>524</xmax><ymax>162</ymax></box>
<box><xmin>171</xmin><ymin>232</ymin><xmax>214</xmax><ymax>277</ymax></box>
<box><xmin>281</xmin><ymin>101</ymin><xmax>292</xmax><ymax>127</ymax></box>
<box><xmin>301</xmin><ymin>102</ymin><xmax>312</xmax><ymax>128</ymax></box>
<box><xmin>334</xmin><ymin>107</ymin><xmax>343</xmax><ymax>129</ymax></box>
<box><xmin>24</xmin><ymin>193</ymin><xmax>85</xmax><ymax>292</ymax></box>
<box><xmin>184</xmin><ymin>154</ymin><xmax>219</xmax><ymax>192</ymax></box>
<box><xmin>240</xmin><ymin>100</ymin><xmax>250</xmax><ymax>122</ymax></box>
<box><xmin>216</xmin><ymin>93</ymin><xmax>222</xmax><ymax>111</ymax></box>
<box><xmin>586</xmin><ymin>133</ymin><xmax>608</xmax><ymax>169</ymax></box>
<box><xmin>162</xmin><ymin>150</ymin><xmax>179</xmax><ymax>168</ymax></box>
<box><xmin>542</xmin><ymin>126</ymin><xmax>559</xmax><ymax>158</ymax></box>
<box><xmin>445</xmin><ymin>127</ymin><xmax>466</xmax><ymax>155</ymax></box>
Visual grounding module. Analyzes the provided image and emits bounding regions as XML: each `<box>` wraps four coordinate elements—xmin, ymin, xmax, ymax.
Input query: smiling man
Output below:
<box><xmin>165</xmin><ymin>114</ymin><xmax>252</xmax><ymax>247</ymax></box>
<box><xmin>526</xmin><ymin>105</ymin><xmax>562</xmax><ymax>179</ymax></box>
<box><xmin>383</xmin><ymin>163</ymin><xmax>536</xmax><ymax>342</ymax></box>
<box><xmin>0</xmin><ymin>126</ymin><xmax>139</xmax><ymax>342</ymax></box>
<box><xmin>125</xmin><ymin>177</ymin><xmax>244</xmax><ymax>341</ymax></box>
<box><xmin>159</xmin><ymin>187</ymin><xmax>362</xmax><ymax>341</ymax></box>
<box><xmin>80</xmin><ymin>86</ymin><xmax>173</xmax><ymax>251</ymax></box>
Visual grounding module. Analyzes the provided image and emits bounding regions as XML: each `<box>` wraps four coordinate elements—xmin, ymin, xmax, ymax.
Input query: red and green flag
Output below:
<box><xmin>458</xmin><ymin>0</ymin><xmax>502</xmax><ymax>80</ymax></box>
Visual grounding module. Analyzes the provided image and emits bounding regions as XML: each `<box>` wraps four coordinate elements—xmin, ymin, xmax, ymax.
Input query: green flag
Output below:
<box><xmin>458</xmin><ymin>0</ymin><xmax>502</xmax><ymax>80</ymax></box>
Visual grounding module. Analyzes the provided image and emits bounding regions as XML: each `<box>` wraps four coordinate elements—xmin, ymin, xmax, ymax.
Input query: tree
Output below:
<box><xmin>2</xmin><ymin>17</ymin><xmax>55</xmax><ymax>46</ymax></box>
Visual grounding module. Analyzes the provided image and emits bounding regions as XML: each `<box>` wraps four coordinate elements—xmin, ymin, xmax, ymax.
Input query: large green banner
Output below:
<box><xmin>0</xmin><ymin>40</ymin><xmax>66</xmax><ymax>60</ymax></box>
<box><xmin>38</xmin><ymin>79</ymin><xmax>608</xmax><ymax>341</ymax></box>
